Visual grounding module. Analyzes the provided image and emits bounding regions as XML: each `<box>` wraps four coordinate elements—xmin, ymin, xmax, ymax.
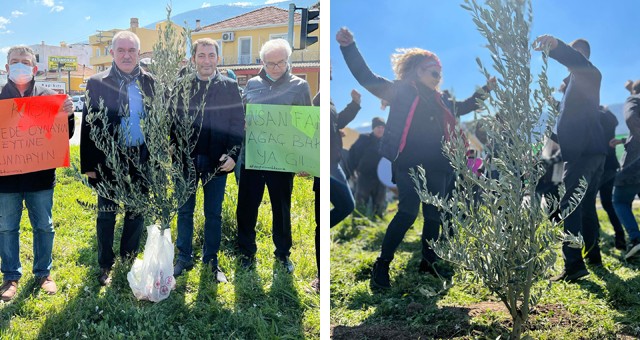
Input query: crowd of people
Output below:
<box><xmin>331</xmin><ymin>27</ymin><xmax>640</xmax><ymax>289</ymax></box>
<box><xmin>0</xmin><ymin>32</ymin><xmax>317</xmax><ymax>302</ymax></box>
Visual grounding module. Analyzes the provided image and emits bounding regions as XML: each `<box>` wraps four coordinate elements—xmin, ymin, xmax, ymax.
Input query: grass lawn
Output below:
<box><xmin>0</xmin><ymin>146</ymin><xmax>319</xmax><ymax>339</ymax></box>
<box><xmin>331</xmin><ymin>203</ymin><xmax>640</xmax><ymax>339</ymax></box>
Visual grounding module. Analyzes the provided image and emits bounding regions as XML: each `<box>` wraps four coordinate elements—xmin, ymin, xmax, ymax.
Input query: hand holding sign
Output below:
<box><xmin>0</xmin><ymin>94</ymin><xmax>70</xmax><ymax>176</ymax></box>
<box><xmin>245</xmin><ymin>104</ymin><xmax>320</xmax><ymax>177</ymax></box>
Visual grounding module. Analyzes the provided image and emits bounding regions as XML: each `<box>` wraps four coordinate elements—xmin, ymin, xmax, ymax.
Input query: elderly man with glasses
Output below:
<box><xmin>236</xmin><ymin>38</ymin><xmax>311</xmax><ymax>273</ymax></box>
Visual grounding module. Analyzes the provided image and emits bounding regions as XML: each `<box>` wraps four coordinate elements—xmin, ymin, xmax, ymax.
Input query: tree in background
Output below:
<box><xmin>411</xmin><ymin>0</ymin><xmax>584</xmax><ymax>338</ymax></box>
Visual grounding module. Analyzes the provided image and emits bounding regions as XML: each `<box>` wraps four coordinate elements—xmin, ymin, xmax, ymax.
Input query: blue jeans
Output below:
<box><xmin>176</xmin><ymin>174</ymin><xmax>227</xmax><ymax>267</ymax></box>
<box><xmin>613</xmin><ymin>183</ymin><xmax>640</xmax><ymax>242</ymax></box>
<box><xmin>0</xmin><ymin>189</ymin><xmax>55</xmax><ymax>281</ymax></box>
<box><xmin>330</xmin><ymin>165</ymin><xmax>355</xmax><ymax>227</ymax></box>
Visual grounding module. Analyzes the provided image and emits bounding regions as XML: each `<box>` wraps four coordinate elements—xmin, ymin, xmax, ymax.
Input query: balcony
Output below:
<box><xmin>219</xmin><ymin>50</ymin><xmax>320</xmax><ymax>66</ymax></box>
<box><xmin>90</xmin><ymin>55</ymin><xmax>113</xmax><ymax>67</ymax></box>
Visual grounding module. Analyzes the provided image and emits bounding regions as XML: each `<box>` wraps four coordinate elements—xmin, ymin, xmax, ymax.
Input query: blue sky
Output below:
<box><xmin>330</xmin><ymin>0</ymin><xmax>640</xmax><ymax>130</ymax></box>
<box><xmin>0</xmin><ymin>0</ymin><xmax>294</xmax><ymax>64</ymax></box>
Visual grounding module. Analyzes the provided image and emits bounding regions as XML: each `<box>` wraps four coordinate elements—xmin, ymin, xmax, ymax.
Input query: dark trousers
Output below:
<box><xmin>561</xmin><ymin>154</ymin><xmax>605</xmax><ymax>273</ymax></box>
<box><xmin>380</xmin><ymin>165</ymin><xmax>453</xmax><ymax>263</ymax></box>
<box><xmin>236</xmin><ymin>168</ymin><xmax>294</xmax><ymax>259</ymax></box>
<box><xmin>355</xmin><ymin>175</ymin><xmax>387</xmax><ymax>218</ymax></box>
<box><xmin>599</xmin><ymin>170</ymin><xmax>625</xmax><ymax>240</ymax></box>
<box><xmin>96</xmin><ymin>196</ymin><xmax>144</xmax><ymax>269</ymax></box>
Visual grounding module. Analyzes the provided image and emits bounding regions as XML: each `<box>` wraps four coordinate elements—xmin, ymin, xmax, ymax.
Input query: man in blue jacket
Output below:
<box><xmin>0</xmin><ymin>46</ymin><xmax>75</xmax><ymax>301</ymax></box>
<box><xmin>534</xmin><ymin>35</ymin><xmax>607</xmax><ymax>282</ymax></box>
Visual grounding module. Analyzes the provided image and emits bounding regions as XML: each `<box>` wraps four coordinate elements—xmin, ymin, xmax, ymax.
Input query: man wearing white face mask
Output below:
<box><xmin>0</xmin><ymin>46</ymin><xmax>75</xmax><ymax>302</ymax></box>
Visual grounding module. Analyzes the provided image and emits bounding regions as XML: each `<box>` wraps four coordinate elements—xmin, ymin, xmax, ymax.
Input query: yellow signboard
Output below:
<box><xmin>48</xmin><ymin>56</ymin><xmax>77</xmax><ymax>71</ymax></box>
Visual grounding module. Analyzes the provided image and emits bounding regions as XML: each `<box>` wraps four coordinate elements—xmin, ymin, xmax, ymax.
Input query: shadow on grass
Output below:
<box><xmin>332</xmin><ymin>305</ymin><xmax>508</xmax><ymax>339</ymax></box>
<box><xmin>579</xmin><ymin>260</ymin><xmax>640</xmax><ymax>338</ymax></box>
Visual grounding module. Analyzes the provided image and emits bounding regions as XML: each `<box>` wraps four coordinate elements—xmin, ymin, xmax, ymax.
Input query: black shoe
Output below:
<box><xmin>615</xmin><ymin>236</ymin><xmax>627</xmax><ymax>250</ymax></box>
<box><xmin>240</xmin><ymin>255</ymin><xmax>256</xmax><ymax>269</ymax></box>
<box><xmin>212</xmin><ymin>265</ymin><xmax>228</xmax><ymax>283</ymax></box>
<box><xmin>173</xmin><ymin>260</ymin><xmax>194</xmax><ymax>277</ymax></box>
<box><xmin>371</xmin><ymin>258</ymin><xmax>391</xmax><ymax>289</ymax></box>
<box><xmin>419</xmin><ymin>259</ymin><xmax>454</xmax><ymax>279</ymax></box>
<box><xmin>625</xmin><ymin>239</ymin><xmax>640</xmax><ymax>260</ymax></box>
<box><xmin>550</xmin><ymin>268</ymin><xmax>589</xmax><ymax>282</ymax></box>
<box><xmin>276</xmin><ymin>256</ymin><xmax>295</xmax><ymax>274</ymax></box>
<box><xmin>98</xmin><ymin>267</ymin><xmax>112</xmax><ymax>286</ymax></box>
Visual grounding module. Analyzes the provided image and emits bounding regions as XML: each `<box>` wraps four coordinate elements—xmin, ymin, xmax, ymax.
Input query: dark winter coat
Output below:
<box><xmin>0</xmin><ymin>79</ymin><xmax>75</xmax><ymax>193</ymax></box>
<box><xmin>340</xmin><ymin>42</ymin><xmax>489</xmax><ymax>172</ymax></box>
<box><xmin>548</xmin><ymin>40</ymin><xmax>607</xmax><ymax>162</ymax></box>
<box><xmin>177</xmin><ymin>72</ymin><xmax>245</xmax><ymax>173</ymax></box>
<box><xmin>349</xmin><ymin>132</ymin><xmax>381</xmax><ymax>179</ymax></box>
<box><xmin>242</xmin><ymin>67</ymin><xmax>311</xmax><ymax>106</ymax></box>
<box><xmin>80</xmin><ymin>67</ymin><xmax>155</xmax><ymax>184</ymax></box>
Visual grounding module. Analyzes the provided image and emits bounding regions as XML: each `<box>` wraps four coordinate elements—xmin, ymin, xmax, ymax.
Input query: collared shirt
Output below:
<box><xmin>121</xmin><ymin>81</ymin><xmax>145</xmax><ymax>146</ymax></box>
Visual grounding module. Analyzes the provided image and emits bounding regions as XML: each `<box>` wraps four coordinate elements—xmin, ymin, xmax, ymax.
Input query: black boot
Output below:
<box><xmin>615</xmin><ymin>235</ymin><xmax>627</xmax><ymax>250</ymax></box>
<box><xmin>371</xmin><ymin>257</ymin><xmax>391</xmax><ymax>289</ymax></box>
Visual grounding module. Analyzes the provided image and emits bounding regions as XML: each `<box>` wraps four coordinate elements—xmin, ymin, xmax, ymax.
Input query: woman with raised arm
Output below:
<box><xmin>336</xmin><ymin>27</ymin><xmax>495</xmax><ymax>289</ymax></box>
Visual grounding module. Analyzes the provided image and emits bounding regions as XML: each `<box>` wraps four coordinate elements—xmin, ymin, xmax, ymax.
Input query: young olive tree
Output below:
<box><xmin>83</xmin><ymin>9</ymin><xmax>206</xmax><ymax>232</ymax></box>
<box><xmin>411</xmin><ymin>0</ymin><xmax>584</xmax><ymax>338</ymax></box>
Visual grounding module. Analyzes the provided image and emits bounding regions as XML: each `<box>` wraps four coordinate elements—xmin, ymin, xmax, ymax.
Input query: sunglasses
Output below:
<box><xmin>430</xmin><ymin>71</ymin><xmax>441</xmax><ymax>79</ymax></box>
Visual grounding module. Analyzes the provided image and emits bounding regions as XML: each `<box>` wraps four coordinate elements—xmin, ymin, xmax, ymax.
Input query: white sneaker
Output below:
<box><xmin>624</xmin><ymin>241</ymin><xmax>640</xmax><ymax>260</ymax></box>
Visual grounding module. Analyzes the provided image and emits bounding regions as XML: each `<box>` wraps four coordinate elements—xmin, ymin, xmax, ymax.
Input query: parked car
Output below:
<box><xmin>72</xmin><ymin>95</ymin><xmax>85</xmax><ymax>112</ymax></box>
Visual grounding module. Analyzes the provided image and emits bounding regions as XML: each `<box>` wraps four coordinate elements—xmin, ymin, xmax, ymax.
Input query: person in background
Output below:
<box><xmin>533</xmin><ymin>35</ymin><xmax>607</xmax><ymax>281</ymax></box>
<box><xmin>349</xmin><ymin>117</ymin><xmax>386</xmax><ymax>220</ymax></box>
<box><xmin>612</xmin><ymin>80</ymin><xmax>640</xmax><ymax>260</ymax></box>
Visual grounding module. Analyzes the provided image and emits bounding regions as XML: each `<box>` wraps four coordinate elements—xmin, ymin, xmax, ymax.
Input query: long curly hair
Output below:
<box><xmin>391</xmin><ymin>48</ymin><xmax>440</xmax><ymax>81</ymax></box>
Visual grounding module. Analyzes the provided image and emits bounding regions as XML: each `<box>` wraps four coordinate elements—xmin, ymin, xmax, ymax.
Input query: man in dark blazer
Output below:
<box><xmin>172</xmin><ymin>38</ymin><xmax>244</xmax><ymax>283</ymax></box>
<box><xmin>80</xmin><ymin>31</ymin><xmax>154</xmax><ymax>286</ymax></box>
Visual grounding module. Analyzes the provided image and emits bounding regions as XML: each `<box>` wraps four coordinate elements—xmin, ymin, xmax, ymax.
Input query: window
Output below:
<box><xmin>238</xmin><ymin>37</ymin><xmax>251</xmax><ymax>64</ymax></box>
<box><xmin>35</xmin><ymin>54</ymin><xmax>40</xmax><ymax>62</ymax></box>
<box><xmin>96</xmin><ymin>48</ymin><xmax>100</xmax><ymax>57</ymax></box>
<box><xmin>216</xmin><ymin>40</ymin><xmax>224</xmax><ymax>64</ymax></box>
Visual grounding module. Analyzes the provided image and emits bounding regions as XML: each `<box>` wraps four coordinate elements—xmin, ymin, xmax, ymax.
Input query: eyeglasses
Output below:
<box><xmin>430</xmin><ymin>71</ymin><xmax>441</xmax><ymax>79</ymax></box>
<box><xmin>265</xmin><ymin>60</ymin><xmax>288</xmax><ymax>70</ymax></box>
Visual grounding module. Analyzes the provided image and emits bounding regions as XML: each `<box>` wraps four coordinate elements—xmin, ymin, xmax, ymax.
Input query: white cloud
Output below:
<box><xmin>42</xmin><ymin>0</ymin><xmax>55</xmax><ymax>7</ymax></box>
<box><xmin>0</xmin><ymin>46</ymin><xmax>11</xmax><ymax>54</ymax></box>
<box><xmin>51</xmin><ymin>5</ymin><xmax>64</xmax><ymax>12</ymax></box>
<box><xmin>229</xmin><ymin>2</ymin><xmax>253</xmax><ymax>6</ymax></box>
<box><xmin>11</xmin><ymin>11</ymin><xmax>25</xmax><ymax>18</ymax></box>
<box><xmin>264</xmin><ymin>0</ymin><xmax>286</xmax><ymax>4</ymax></box>
<box><xmin>201</xmin><ymin>2</ymin><xmax>211</xmax><ymax>8</ymax></box>
<box><xmin>0</xmin><ymin>16</ymin><xmax>10</xmax><ymax>30</ymax></box>
<box><xmin>85</xmin><ymin>16</ymin><xmax>91</xmax><ymax>21</ymax></box>
<box><xmin>0</xmin><ymin>30</ymin><xmax>13</xmax><ymax>35</ymax></box>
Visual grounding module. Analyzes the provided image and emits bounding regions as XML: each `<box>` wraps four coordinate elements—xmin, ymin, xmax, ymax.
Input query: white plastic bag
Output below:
<box><xmin>127</xmin><ymin>224</ymin><xmax>176</xmax><ymax>302</ymax></box>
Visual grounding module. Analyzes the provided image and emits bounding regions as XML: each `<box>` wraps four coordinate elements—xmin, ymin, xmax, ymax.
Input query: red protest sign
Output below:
<box><xmin>0</xmin><ymin>94</ymin><xmax>70</xmax><ymax>176</ymax></box>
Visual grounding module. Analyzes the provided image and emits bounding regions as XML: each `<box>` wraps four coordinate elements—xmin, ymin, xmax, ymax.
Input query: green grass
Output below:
<box><xmin>0</xmin><ymin>146</ymin><xmax>319</xmax><ymax>339</ymax></box>
<box><xmin>331</xmin><ymin>204</ymin><xmax>640</xmax><ymax>339</ymax></box>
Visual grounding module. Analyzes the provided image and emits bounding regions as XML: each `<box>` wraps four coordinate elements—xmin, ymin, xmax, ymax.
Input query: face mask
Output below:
<box><xmin>9</xmin><ymin>63</ymin><xmax>34</xmax><ymax>85</ymax></box>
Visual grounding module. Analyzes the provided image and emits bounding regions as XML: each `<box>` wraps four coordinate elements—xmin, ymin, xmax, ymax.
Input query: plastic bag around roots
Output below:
<box><xmin>127</xmin><ymin>224</ymin><xmax>176</xmax><ymax>302</ymax></box>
